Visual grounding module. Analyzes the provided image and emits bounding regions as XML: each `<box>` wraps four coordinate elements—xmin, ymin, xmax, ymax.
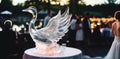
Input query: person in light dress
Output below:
<box><xmin>104</xmin><ymin>11</ymin><xmax>120</xmax><ymax>59</ymax></box>
<box><xmin>75</xmin><ymin>16</ymin><xmax>83</xmax><ymax>48</ymax></box>
<box><xmin>68</xmin><ymin>15</ymin><xmax>77</xmax><ymax>47</ymax></box>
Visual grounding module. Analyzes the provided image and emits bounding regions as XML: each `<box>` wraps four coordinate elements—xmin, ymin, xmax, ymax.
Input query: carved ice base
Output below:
<box><xmin>35</xmin><ymin>42</ymin><xmax>63</xmax><ymax>56</ymax></box>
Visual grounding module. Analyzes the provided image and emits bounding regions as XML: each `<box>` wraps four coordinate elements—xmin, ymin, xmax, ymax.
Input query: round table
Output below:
<box><xmin>23</xmin><ymin>47</ymin><xmax>82</xmax><ymax>59</ymax></box>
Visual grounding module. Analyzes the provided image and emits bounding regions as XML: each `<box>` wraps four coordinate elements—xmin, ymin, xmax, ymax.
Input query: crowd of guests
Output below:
<box><xmin>0</xmin><ymin>12</ymin><xmax>114</xmax><ymax>59</ymax></box>
<box><xmin>64</xmin><ymin>13</ymin><xmax>113</xmax><ymax>48</ymax></box>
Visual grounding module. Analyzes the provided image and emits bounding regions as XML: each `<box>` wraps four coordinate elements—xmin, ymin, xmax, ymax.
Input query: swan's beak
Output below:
<box><xmin>22</xmin><ymin>9</ymin><xmax>28</xmax><ymax>12</ymax></box>
<box><xmin>22</xmin><ymin>6</ymin><xmax>31</xmax><ymax>12</ymax></box>
<box><xmin>22</xmin><ymin>8</ymin><xmax>33</xmax><ymax>14</ymax></box>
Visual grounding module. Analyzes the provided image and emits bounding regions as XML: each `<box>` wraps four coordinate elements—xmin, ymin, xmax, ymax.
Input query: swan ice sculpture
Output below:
<box><xmin>22</xmin><ymin>6</ymin><xmax>72</xmax><ymax>56</ymax></box>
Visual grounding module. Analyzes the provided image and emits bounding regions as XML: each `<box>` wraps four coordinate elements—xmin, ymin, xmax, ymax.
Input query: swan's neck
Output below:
<box><xmin>29</xmin><ymin>13</ymin><xmax>37</xmax><ymax>34</ymax></box>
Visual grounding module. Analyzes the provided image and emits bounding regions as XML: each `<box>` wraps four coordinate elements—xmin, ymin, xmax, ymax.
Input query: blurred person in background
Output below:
<box><xmin>68</xmin><ymin>15</ymin><xmax>77</xmax><ymax>47</ymax></box>
<box><xmin>0</xmin><ymin>20</ymin><xmax>17</xmax><ymax>59</ymax></box>
<box><xmin>92</xmin><ymin>25</ymin><xmax>101</xmax><ymax>46</ymax></box>
<box><xmin>82</xmin><ymin>12</ymin><xmax>91</xmax><ymax>46</ymax></box>
<box><xmin>104</xmin><ymin>11</ymin><xmax>120</xmax><ymax>59</ymax></box>
<box><xmin>43</xmin><ymin>13</ymin><xmax>52</xmax><ymax>27</ymax></box>
<box><xmin>75</xmin><ymin>16</ymin><xmax>84</xmax><ymax>48</ymax></box>
<box><xmin>101</xmin><ymin>23</ymin><xmax>113</xmax><ymax>45</ymax></box>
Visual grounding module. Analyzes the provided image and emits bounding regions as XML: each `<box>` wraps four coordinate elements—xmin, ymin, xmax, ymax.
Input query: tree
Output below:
<box><xmin>47</xmin><ymin>0</ymin><xmax>51</xmax><ymax>14</ymax></box>
<box><xmin>78</xmin><ymin>0</ymin><xmax>85</xmax><ymax>5</ymax></box>
<box><xmin>69</xmin><ymin>0</ymin><xmax>85</xmax><ymax>15</ymax></box>
<box><xmin>107</xmin><ymin>0</ymin><xmax>117</xmax><ymax>4</ymax></box>
<box><xmin>24</xmin><ymin>0</ymin><xmax>51</xmax><ymax>14</ymax></box>
<box><xmin>24</xmin><ymin>0</ymin><xmax>40</xmax><ymax>8</ymax></box>
<box><xmin>0</xmin><ymin>0</ymin><xmax>13</xmax><ymax>11</ymax></box>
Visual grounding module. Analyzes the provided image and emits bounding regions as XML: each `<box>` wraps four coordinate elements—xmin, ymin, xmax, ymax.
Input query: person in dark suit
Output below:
<box><xmin>82</xmin><ymin>12</ymin><xmax>91</xmax><ymax>46</ymax></box>
<box><xmin>92</xmin><ymin>25</ymin><xmax>101</xmax><ymax>45</ymax></box>
<box><xmin>0</xmin><ymin>20</ymin><xmax>17</xmax><ymax>59</ymax></box>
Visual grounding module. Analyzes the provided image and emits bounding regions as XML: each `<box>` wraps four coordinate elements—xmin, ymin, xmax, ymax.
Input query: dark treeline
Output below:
<box><xmin>0</xmin><ymin>0</ymin><xmax>120</xmax><ymax>17</ymax></box>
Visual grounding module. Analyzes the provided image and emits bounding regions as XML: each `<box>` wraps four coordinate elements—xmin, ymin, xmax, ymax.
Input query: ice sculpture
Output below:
<box><xmin>22</xmin><ymin>6</ymin><xmax>72</xmax><ymax>56</ymax></box>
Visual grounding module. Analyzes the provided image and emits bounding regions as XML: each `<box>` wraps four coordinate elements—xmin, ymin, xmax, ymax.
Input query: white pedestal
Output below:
<box><xmin>23</xmin><ymin>47</ymin><xmax>83</xmax><ymax>59</ymax></box>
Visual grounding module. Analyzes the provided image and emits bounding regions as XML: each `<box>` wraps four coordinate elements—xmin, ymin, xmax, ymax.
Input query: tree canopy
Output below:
<box><xmin>0</xmin><ymin>0</ymin><xmax>120</xmax><ymax>17</ymax></box>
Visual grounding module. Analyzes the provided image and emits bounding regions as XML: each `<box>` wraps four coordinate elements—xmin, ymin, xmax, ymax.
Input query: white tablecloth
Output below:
<box><xmin>23</xmin><ymin>47</ymin><xmax>82</xmax><ymax>59</ymax></box>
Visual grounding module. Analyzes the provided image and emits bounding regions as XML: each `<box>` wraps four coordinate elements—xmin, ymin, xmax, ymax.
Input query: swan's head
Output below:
<box><xmin>22</xmin><ymin>6</ymin><xmax>37</xmax><ymax>16</ymax></box>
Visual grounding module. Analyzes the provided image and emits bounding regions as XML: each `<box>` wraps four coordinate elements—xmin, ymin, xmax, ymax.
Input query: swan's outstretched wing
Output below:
<box><xmin>40</xmin><ymin>8</ymin><xmax>72</xmax><ymax>41</ymax></box>
<box><xmin>45</xmin><ymin>10</ymin><xmax>61</xmax><ymax>27</ymax></box>
<box><xmin>57</xmin><ymin>13</ymin><xmax>72</xmax><ymax>39</ymax></box>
